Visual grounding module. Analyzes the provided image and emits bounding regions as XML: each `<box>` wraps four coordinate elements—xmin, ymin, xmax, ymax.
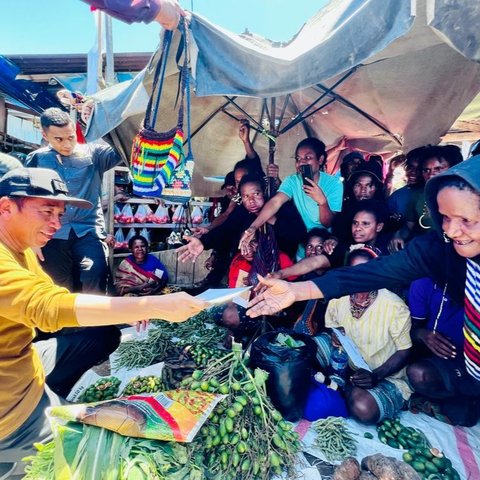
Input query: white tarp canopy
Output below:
<box><xmin>86</xmin><ymin>0</ymin><xmax>480</xmax><ymax>196</ymax></box>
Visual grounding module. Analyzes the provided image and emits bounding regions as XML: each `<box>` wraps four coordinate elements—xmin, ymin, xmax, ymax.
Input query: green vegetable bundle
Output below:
<box><xmin>122</xmin><ymin>375</ymin><xmax>163</xmax><ymax>396</ymax></box>
<box><xmin>376</xmin><ymin>417</ymin><xmax>430</xmax><ymax>450</ymax></box>
<box><xmin>402</xmin><ymin>448</ymin><xmax>461</xmax><ymax>479</ymax></box>
<box><xmin>113</xmin><ymin>311</ymin><xmax>225</xmax><ymax>371</ymax></box>
<box><xmin>311</xmin><ymin>416</ymin><xmax>357</xmax><ymax>462</ymax></box>
<box><xmin>23</xmin><ymin>442</ymin><xmax>55</xmax><ymax>480</ymax></box>
<box><xmin>24</xmin><ymin>422</ymin><xmax>206</xmax><ymax>480</ymax></box>
<box><xmin>182</xmin><ymin>348</ymin><xmax>301</xmax><ymax>479</ymax></box>
<box><xmin>188</xmin><ymin>344</ymin><xmax>225</xmax><ymax>367</ymax></box>
<box><xmin>273</xmin><ymin>332</ymin><xmax>305</xmax><ymax>348</ymax></box>
<box><xmin>79</xmin><ymin>376</ymin><xmax>121</xmax><ymax>402</ymax></box>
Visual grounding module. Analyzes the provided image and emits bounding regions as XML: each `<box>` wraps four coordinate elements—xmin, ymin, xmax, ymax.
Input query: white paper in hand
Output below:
<box><xmin>332</xmin><ymin>327</ymin><xmax>372</xmax><ymax>372</ymax></box>
<box><xmin>195</xmin><ymin>287</ymin><xmax>251</xmax><ymax>305</ymax></box>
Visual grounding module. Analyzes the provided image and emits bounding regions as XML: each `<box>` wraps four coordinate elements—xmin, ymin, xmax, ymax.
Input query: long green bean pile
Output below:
<box><xmin>112</xmin><ymin>310</ymin><xmax>224</xmax><ymax>371</ymax></box>
<box><xmin>312</xmin><ymin>416</ymin><xmax>357</xmax><ymax>462</ymax></box>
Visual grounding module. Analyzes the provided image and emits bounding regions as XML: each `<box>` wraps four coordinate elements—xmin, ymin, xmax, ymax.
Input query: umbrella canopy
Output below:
<box><xmin>86</xmin><ymin>0</ymin><xmax>480</xmax><ymax>196</ymax></box>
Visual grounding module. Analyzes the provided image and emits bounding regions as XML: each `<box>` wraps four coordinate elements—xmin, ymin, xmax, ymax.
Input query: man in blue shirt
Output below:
<box><xmin>26</xmin><ymin>108</ymin><xmax>122</xmax><ymax>293</ymax></box>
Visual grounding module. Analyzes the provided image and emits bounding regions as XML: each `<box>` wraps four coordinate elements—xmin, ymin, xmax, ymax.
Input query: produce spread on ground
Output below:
<box><xmin>23</xmin><ymin>311</ymin><xmax>466</xmax><ymax>479</ymax></box>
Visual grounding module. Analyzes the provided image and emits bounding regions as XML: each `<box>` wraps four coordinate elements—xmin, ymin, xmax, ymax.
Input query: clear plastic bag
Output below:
<box><xmin>114</xmin><ymin>229</ymin><xmax>127</xmax><ymax>250</ymax></box>
<box><xmin>139</xmin><ymin>228</ymin><xmax>151</xmax><ymax>243</ymax></box>
<box><xmin>125</xmin><ymin>227</ymin><xmax>136</xmax><ymax>243</ymax></box>
<box><xmin>191</xmin><ymin>205</ymin><xmax>203</xmax><ymax>224</ymax></box>
<box><xmin>134</xmin><ymin>204</ymin><xmax>152</xmax><ymax>224</ymax></box>
<box><xmin>153</xmin><ymin>204</ymin><xmax>170</xmax><ymax>224</ymax></box>
<box><xmin>113</xmin><ymin>204</ymin><xmax>122</xmax><ymax>223</ymax></box>
<box><xmin>172</xmin><ymin>205</ymin><xmax>186</xmax><ymax>224</ymax></box>
<box><xmin>119</xmin><ymin>204</ymin><xmax>135</xmax><ymax>224</ymax></box>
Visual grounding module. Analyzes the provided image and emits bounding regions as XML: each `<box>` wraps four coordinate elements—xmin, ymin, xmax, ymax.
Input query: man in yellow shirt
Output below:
<box><xmin>0</xmin><ymin>168</ymin><xmax>206</xmax><ymax>475</ymax></box>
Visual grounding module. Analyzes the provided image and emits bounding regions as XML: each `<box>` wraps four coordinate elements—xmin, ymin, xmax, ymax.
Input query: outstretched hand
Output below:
<box><xmin>239</xmin><ymin>227</ymin><xmax>256</xmax><ymax>256</ymax></box>
<box><xmin>238</xmin><ymin>119</ymin><xmax>251</xmax><ymax>143</ymax></box>
<box><xmin>177</xmin><ymin>235</ymin><xmax>204</xmax><ymax>263</ymax></box>
<box><xmin>158</xmin><ymin>292</ymin><xmax>208</xmax><ymax>322</ymax></box>
<box><xmin>154</xmin><ymin>0</ymin><xmax>187</xmax><ymax>30</ymax></box>
<box><xmin>246</xmin><ymin>275</ymin><xmax>297</xmax><ymax>317</ymax></box>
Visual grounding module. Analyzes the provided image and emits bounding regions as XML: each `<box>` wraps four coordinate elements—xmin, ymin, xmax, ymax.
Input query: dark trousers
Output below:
<box><xmin>41</xmin><ymin>230</ymin><xmax>109</xmax><ymax>294</ymax></box>
<box><xmin>34</xmin><ymin>326</ymin><xmax>121</xmax><ymax>398</ymax></box>
<box><xmin>0</xmin><ymin>327</ymin><xmax>120</xmax><ymax>464</ymax></box>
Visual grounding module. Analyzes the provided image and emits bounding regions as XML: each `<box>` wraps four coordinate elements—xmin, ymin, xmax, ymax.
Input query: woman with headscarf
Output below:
<box><xmin>247</xmin><ymin>155</ymin><xmax>480</xmax><ymax>425</ymax></box>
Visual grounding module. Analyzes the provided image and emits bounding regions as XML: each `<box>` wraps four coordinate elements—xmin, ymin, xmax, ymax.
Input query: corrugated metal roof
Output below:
<box><xmin>5</xmin><ymin>53</ymin><xmax>151</xmax><ymax>75</ymax></box>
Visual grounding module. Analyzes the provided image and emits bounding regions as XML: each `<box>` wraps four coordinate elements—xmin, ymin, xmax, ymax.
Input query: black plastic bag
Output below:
<box><xmin>249</xmin><ymin>330</ymin><xmax>317</xmax><ymax>421</ymax></box>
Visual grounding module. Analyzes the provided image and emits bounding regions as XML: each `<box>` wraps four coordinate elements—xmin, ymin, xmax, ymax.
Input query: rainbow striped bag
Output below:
<box><xmin>131</xmin><ymin>29</ymin><xmax>187</xmax><ymax>197</ymax></box>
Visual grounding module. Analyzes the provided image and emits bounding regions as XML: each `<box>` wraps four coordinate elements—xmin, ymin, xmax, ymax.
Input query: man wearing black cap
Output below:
<box><xmin>0</xmin><ymin>168</ymin><xmax>206</xmax><ymax>476</ymax></box>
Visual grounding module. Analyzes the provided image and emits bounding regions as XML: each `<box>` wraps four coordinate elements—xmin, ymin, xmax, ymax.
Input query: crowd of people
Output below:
<box><xmin>179</xmin><ymin>123</ymin><xmax>480</xmax><ymax>428</ymax></box>
<box><xmin>1</xmin><ymin>1</ymin><xmax>479</xmax><ymax>478</ymax></box>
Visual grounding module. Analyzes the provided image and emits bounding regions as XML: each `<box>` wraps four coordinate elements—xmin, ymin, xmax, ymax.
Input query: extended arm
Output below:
<box><xmin>75</xmin><ymin>291</ymin><xmax>206</xmax><ymax>325</ymax></box>
<box><xmin>238</xmin><ymin>192</ymin><xmax>289</xmax><ymax>254</ymax></box>
<box><xmin>248</xmin><ymin>231</ymin><xmax>449</xmax><ymax>317</ymax></box>
<box><xmin>81</xmin><ymin>0</ymin><xmax>185</xmax><ymax>28</ymax></box>
<box><xmin>272</xmin><ymin>254</ymin><xmax>331</xmax><ymax>280</ymax></box>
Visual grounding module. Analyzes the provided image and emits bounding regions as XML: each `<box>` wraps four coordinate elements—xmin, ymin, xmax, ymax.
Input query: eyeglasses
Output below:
<box><xmin>305</xmin><ymin>244</ymin><xmax>324</xmax><ymax>254</ymax></box>
<box><xmin>422</xmin><ymin>166</ymin><xmax>448</xmax><ymax>175</ymax></box>
<box><xmin>295</xmin><ymin>154</ymin><xmax>316</xmax><ymax>162</ymax></box>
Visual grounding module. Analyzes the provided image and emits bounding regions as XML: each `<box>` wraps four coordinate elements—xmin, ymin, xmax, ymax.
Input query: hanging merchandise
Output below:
<box><xmin>125</xmin><ymin>228</ymin><xmax>136</xmax><ymax>244</ymax></box>
<box><xmin>130</xmin><ymin>20</ymin><xmax>190</xmax><ymax>198</ymax></box>
<box><xmin>172</xmin><ymin>204</ymin><xmax>187</xmax><ymax>224</ymax></box>
<box><xmin>113</xmin><ymin>204</ymin><xmax>122</xmax><ymax>223</ymax></box>
<box><xmin>118</xmin><ymin>204</ymin><xmax>135</xmax><ymax>224</ymax></box>
<box><xmin>133</xmin><ymin>204</ymin><xmax>153</xmax><ymax>224</ymax></box>
<box><xmin>191</xmin><ymin>205</ymin><xmax>203</xmax><ymax>224</ymax></box>
<box><xmin>153</xmin><ymin>203</ymin><xmax>170</xmax><ymax>224</ymax></box>
<box><xmin>114</xmin><ymin>229</ymin><xmax>127</xmax><ymax>250</ymax></box>
<box><xmin>161</xmin><ymin>24</ymin><xmax>195</xmax><ymax>203</ymax></box>
<box><xmin>139</xmin><ymin>228</ymin><xmax>151</xmax><ymax>243</ymax></box>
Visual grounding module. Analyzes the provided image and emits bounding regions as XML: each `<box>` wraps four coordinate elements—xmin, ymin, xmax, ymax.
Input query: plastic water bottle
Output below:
<box><xmin>330</xmin><ymin>347</ymin><xmax>348</xmax><ymax>386</ymax></box>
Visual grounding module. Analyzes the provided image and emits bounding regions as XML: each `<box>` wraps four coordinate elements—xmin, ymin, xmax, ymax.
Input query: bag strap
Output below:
<box><xmin>184</xmin><ymin>37</ymin><xmax>193</xmax><ymax>161</ymax></box>
<box><xmin>177</xmin><ymin>21</ymin><xmax>193</xmax><ymax>160</ymax></box>
<box><xmin>145</xmin><ymin>19</ymin><xmax>190</xmax><ymax>133</ymax></box>
<box><xmin>144</xmin><ymin>30</ymin><xmax>173</xmax><ymax>130</ymax></box>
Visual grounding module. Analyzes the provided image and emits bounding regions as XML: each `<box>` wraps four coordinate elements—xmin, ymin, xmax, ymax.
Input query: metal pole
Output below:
<box><xmin>104</xmin><ymin>14</ymin><xmax>115</xmax><ymax>87</ymax></box>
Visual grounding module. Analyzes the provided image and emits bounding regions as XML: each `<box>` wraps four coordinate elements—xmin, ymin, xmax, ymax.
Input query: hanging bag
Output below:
<box><xmin>161</xmin><ymin>25</ymin><xmax>195</xmax><ymax>203</ymax></box>
<box><xmin>130</xmin><ymin>25</ymin><xmax>188</xmax><ymax>197</ymax></box>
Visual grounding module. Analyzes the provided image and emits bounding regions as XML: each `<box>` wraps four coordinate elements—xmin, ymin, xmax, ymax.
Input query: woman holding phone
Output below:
<box><xmin>239</xmin><ymin>138</ymin><xmax>343</xmax><ymax>257</ymax></box>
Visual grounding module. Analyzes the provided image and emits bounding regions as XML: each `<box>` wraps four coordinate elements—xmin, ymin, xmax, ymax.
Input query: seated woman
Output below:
<box><xmin>115</xmin><ymin>235</ymin><xmax>168</xmax><ymax>296</ymax></box>
<box><xmin>220</xmin><ymin>236</ymin><xmax>296</xmax><ymax>346</ymax></box>
<box><xmin>314</xmin><ymin>247</ymin><xmax>412</xmax><ymax>424</ymax></box>
<box><xmin>406</xmin><ymin>277</ymin><xmax>478</xmax><ymax>426</ymax></box>
<box><xmin>178</xmin><ymin>174</ymin><xmax>306</xmax><ymax>264</ymax></box>
<box><xmin>238</xmin><ymin>137</ymin><xmax>343</xmax><ymax>259</ymax></box>
<box><xmin>332</xmin><ymin>160</ymin><xmax>385</xmax><ymax>243</ymax></box>
<box><xmin>274</xmin><ymin>200</ymin><xmax>388</xmax><ymax>281</ymax></box>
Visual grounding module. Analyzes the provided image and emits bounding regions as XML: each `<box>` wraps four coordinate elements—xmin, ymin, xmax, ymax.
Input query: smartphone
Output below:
<box><xmin>300</xmin><ymin>164</ymin><xmax>313</xmax><ymax>185</ymax></box>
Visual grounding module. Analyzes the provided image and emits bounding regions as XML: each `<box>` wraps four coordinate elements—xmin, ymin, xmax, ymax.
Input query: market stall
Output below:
<box><xmin>24</xmin><ymin>318</ymin><xmax>479</xmax><ymax>479</ymax></box>
<box><xmin>85</xmin><ymin>0</ymin><xmax>480</xmax><ymax>196</ymax></box>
